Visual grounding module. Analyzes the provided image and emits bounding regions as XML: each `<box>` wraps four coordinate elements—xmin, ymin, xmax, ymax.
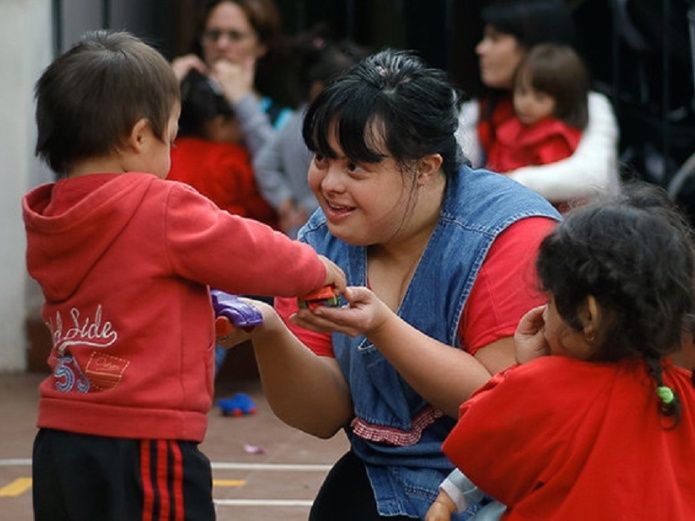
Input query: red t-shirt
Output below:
<box><xmin>275</xmin><ymin>216</ymin><xmax>555</xmax><ymax>356</ymax></box>
<box><xmin>443</xmin><ymin>357</ymin><xmax>695</xmax><ymax>519</ymax></box>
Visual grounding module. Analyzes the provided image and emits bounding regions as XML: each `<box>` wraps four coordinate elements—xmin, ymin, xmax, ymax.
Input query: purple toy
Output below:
<box><xmin>210</xmin><ymin>290</ymin><xmax>263</xmax><ymax>334</ymax></box>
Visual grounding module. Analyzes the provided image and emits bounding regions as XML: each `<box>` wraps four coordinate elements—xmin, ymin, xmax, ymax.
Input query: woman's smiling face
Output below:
<box><xmin>307</xmin><ymin>125</ymin><xmax>414</xmax><ymax>247</ymax></box>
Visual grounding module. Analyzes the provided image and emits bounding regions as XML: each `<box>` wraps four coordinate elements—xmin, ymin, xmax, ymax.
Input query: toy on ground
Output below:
<box><xmin>211</xmin><ymin>290</ymin><xmax>263</xmax><ymax>335</ymax></box>
<box><xmin>217</xmin><ymin>392</ymin><xmax>257</xmax><ymax>417</ymax></box>
<box><xmin>298</xmin><ymin>285</ymin><xmax>341</xmax><ymax>310</ymax></box>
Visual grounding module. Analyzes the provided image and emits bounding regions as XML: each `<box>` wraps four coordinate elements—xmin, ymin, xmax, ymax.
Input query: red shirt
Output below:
<box><xmin>169</xmin><ymin>137</ymin><xmax>278</xmax><ymax>227</ymax></box>
<box><xmin>275</xmin><ymin>217</ymin><xmax>555</xmax><ymax>356</ymax></box>
<box><xmin>443</xmin><ymin>357</ymin><xmax>695</xmax><ymax>520</ymax></box>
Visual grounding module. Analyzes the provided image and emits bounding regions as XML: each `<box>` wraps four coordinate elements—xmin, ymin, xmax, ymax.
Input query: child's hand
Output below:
<box><xmin>291</xmin><ymin>286</ymin><xmax>391</xmax><ymax>337</ymax></box>
<box><xmin>514</xmin><ymin>305</ymin><xmax>550</xmax><ymax>363</ymax></box>
<box><xmin>318</xmin><ymin>255</ymin><xmax>347</xmax><ymax>294</ymax></box>
<box><xmin>425</xmin><ymin>490</ymin><xmax>457</xmax><ymax>521</ymax></box>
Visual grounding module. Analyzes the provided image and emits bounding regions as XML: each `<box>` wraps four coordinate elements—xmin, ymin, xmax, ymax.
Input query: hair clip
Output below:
<box><xmin>656</xmin><ymin>386</ymin><xmax>675</xmax><ymax>405</ymax></box>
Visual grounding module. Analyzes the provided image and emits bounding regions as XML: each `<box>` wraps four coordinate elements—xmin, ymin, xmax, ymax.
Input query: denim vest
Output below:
<box><xmin>299</xmin><ymin>166</ymin><xmax>560</xmax><ymax>518</ymax></box>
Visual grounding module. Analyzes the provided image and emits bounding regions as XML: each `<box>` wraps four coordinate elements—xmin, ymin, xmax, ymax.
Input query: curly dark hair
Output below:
<box><xmin>536</xmin><ymin>182</ymin><xmax>695</xmax><ymax>423</ymax></box>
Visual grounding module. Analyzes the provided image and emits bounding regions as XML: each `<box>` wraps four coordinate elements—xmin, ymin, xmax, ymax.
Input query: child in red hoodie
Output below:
<box><xmin>24</xmin><ymin>30</ymin><xmax>345</xmax><ymax>521</ymax></box>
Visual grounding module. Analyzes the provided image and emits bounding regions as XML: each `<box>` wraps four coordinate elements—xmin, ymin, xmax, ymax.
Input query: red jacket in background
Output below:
<box><xmin>485</xmin><ymin>117</ymin><xmax>581</xmax><ymax>174</ymax></box>
<box><xmin>169</xmin><ymin>137</ymin><xmax>278</xmax><ymax>228</ymax></box>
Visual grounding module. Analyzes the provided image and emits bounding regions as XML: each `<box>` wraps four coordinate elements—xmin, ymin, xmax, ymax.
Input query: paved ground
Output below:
<box><xmin>0</xmin><ymin>368</ymin><xmax>349</xmax><ymax>521</ymax></box>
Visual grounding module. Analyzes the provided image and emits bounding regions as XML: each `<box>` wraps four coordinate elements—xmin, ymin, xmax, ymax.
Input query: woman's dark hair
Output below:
<box><xmin>481</xmin><ymin>0</ymin><xmax>576</xmax><ymax>50</ymax></box>
<box><xmin>302</xmin><ymin>49</ymin><xmax>463</xmax><ymax>180</ymax></box>
<box><xmin>537</xmin><ymin>182</ymin><xmax>695</xmax><ymax>423</ymax></box>
<box><xmin>515</xmin><ymin>44</ymin><xmax>589</xmax><ymax>129</ymax></box>
<box><xmin>35</xmin><ymin>30</ymin><xmax>179</xmax><ymax>177</ymax></box>
<box><xmin>178</xmin><ymin>69</ymin><xmax>233</xmax><ymax>137</ymax></box>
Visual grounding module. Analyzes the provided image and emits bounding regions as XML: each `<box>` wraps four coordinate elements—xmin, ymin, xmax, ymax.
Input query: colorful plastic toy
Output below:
<box><xmin>298</xmin><ymin>285</ymin><xmax>341</xmax><ymax>310</ymax></box>
<box><xmin>217</xmin><ymin>392</ymin><xmax>257</xmax><ymax>417</ymax></box>
<box><xmin>211</xmin><ymin>290</ymin><xmax>263</xmax><ymax>335</ymax></box>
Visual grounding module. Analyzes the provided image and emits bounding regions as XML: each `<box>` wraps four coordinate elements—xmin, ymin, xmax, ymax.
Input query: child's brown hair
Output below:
<box><xmin>35</xmin><ymin>30</ymin><xmax>180</xmax><ymax>177</ymax></box>
<box><xmin>537</xmin><ymin>182</ymin><xmax>695</xmax><ymax>424</ymax></box>
<box><xmin>514</xmin><ymin>43</ymin><xmax>589</xmax><ymax>129</ymax></box>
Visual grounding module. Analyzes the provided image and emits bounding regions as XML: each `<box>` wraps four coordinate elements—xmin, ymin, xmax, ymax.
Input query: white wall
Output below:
<box><xmin>0</xmin><ymin>0</ymin><xmax>53</xmax><ymax>372</ymax></box>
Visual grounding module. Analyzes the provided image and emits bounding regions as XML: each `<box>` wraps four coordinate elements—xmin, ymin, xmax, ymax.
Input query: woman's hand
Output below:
<box><xmin>171</xmin><ymin>53</ymin><xmax>207</xmax><ymax>82</ymax></box>
<box><xmin>216</xmin><ymin>298</ymin><xmax>280</xmax><ymax>348</ymax></box>
<box><xmin>425</xmin><ymin>490</ymin><xmax>457</xmax><ymax>521</ymax></box>
<box><xmin>291</xmin><ymin>286</ymin><xmax>393</xmax><ymax>337</ymax></box>
<box><xmin>209</xmin><ymin>57</ymin><xmax>256</xmax><ymax>104</ymax></box>
<box><xmin>514</xmin><ymin>305</ymin><xmax>550</xmax><ymax>363</ymax></box>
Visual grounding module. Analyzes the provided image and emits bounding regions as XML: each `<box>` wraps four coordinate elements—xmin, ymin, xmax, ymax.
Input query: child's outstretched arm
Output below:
<box><xmin>166</xmin><ymin>183</ymin><xmax>345</xmax><ymax>298</ymax></box>
<box><xmin>514</xmin><ymin>305</ymin><xmax>549</xmax><ymax>364</ymax></box>
<box><xmin>291</xmin><ymin>287</ymin><xmax>493</xmax><ymax>418</ymax></box>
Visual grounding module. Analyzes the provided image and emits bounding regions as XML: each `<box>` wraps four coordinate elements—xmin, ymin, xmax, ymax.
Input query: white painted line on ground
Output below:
<box><xmin>1</xmin><ymin>458</ymin><xmax>331</xmax><ymax>472</ymax></box>
<box><xmin>214</xmin><ymin>499</ymin><xmax>313</xmax><ymax>507</ymax></box>
<box><xmin>0</xmin><ymin>459</ymin><xmax>31</xmax><ymax>467</ymax></box>
<box><xmin>211</xmin><ymin>462</ymin><xmax>331</xmax><ymax>471</ymax></box>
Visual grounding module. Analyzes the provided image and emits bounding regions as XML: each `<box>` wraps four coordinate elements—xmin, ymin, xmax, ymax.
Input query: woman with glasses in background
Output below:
<box><xmin>170</xmin><ymin>0</ymin><xmax>293</xmax><ymax>377</ymax></box>
<box><xmin>172</xmin><ymin>0</ymin><xmax>293</xmax><ymax>156</ymax></box>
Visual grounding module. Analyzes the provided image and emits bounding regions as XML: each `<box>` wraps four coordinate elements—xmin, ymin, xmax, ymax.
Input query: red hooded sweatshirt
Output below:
<box><xmin>23</xmin><ymin>172</ymin><xmax>326</xmax><ymax>441</ymax></box>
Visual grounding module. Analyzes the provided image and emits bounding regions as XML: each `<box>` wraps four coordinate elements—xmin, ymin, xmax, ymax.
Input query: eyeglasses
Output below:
<box><xmin>201</xmin><ymin>29</ymin><xmax>252</xmax><ymax>43</ymax></box>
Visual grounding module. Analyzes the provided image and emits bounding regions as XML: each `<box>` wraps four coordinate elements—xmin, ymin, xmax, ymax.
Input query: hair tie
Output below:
<box><xmin>656</xmin><ymin>386</ymin><xmax>675</xmax><ymax>405</ymax></box>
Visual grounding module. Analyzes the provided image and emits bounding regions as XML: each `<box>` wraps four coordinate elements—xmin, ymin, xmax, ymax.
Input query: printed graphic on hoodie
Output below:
<box><xmin>47</xmin><ymin>305</ymin><xmax>126</xmax><ymax>393</ymax></box>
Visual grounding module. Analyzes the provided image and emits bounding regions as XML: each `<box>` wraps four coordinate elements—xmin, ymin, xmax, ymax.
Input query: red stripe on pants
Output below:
<box><xmin>140</xmin><ymin>441</ymin><xmax>154</xmax><ymax>521</ymax></box>
<box><xmin>170</xmin><ymin>441</ymin><xmax>184</xmax><ymax>521</ymax></box>
<box><xmin>156</xmin><ymin>440</ymin><xmax>170</xmax><ymax>521</ymax></box>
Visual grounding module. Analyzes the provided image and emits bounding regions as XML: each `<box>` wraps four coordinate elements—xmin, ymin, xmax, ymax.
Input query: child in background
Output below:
<box><xmin>253</xmin><ymin>30</ymin><xmax>366</xmax><ymax>237</ymax></box>
<box><xmin>427</xmin><ymin>183</ymin><xmax>695</xmax><ymax>520</ymax></box>
<box><xmin>168</xmin><ymin>69</ymin><xmax>279</xmax><ymax>227</ymax></box>
<box><xmin>24</xmin><ymin>30</ymin><xmax>345</xmax><ymax>521</ymax></box>
<box><xmin>484</xmin><ymin>44</ymin><xmax>589</xmax><ymax>210</ymax></box>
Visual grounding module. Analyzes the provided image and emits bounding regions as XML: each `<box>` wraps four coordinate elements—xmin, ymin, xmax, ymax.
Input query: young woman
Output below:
<box><xmin>224</xmin><ymin>49</ymin><xmax>560</xmax><ymax>520</ymax></box>
<box><xmin>458</xmin><ymin>0</ymin><xmax>621</xmax><ymax>205</ymax></box>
